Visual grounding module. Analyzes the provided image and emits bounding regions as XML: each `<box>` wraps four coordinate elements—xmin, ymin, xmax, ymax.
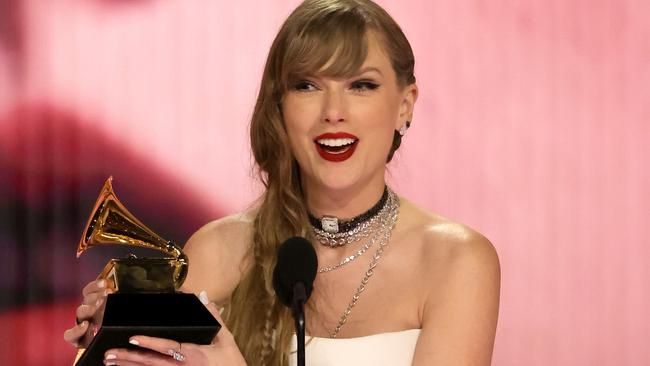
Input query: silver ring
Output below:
<box><xmin>171</xmin><ymin>349</ymin><xmax>185</xmax><ymax>362</ymax></box>
<box><xmin>170</xmin><ymin>343</ymin><xmax>185</xmax><ymax>362</ymax></box>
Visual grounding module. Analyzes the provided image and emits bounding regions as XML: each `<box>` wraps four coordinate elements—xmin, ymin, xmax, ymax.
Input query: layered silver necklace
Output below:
<box><xmin>310</xmin><ymin>187</ymin><xmax>390</xmax><ymax>247</ymax></box>
<box><xmin>308</xmin><ymin>187</ymin><xmax>400</xmax><ymax>338</ymax></box>
<box><xmin>316</xmin><ymin>189</ymin><xmax>398</xmax><ymax>273</ymax></box>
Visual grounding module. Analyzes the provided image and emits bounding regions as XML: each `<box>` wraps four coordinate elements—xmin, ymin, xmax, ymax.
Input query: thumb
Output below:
<box><xmin>199</xmin><ymin>290</ymin><xmax>229</xmax><ymax>334</ymax></box>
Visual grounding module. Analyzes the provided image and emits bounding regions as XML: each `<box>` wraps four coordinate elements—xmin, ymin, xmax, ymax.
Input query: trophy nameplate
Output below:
<box><xmin>73</xmin><ymin>177</ymin><xmax>220</xmax><ymax>366</ymax></box>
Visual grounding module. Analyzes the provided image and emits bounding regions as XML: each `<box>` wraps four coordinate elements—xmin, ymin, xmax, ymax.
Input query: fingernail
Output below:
<box><xmin>129</xmin><ymin>338</ymin><xmax>140</xmax><ymax>345</ymax></box>
<box><xmin>96</xmin><ymin>298</ymin><xmax>103</xmax><ymax>307</ymax></box>
<box><xmin>105</xmin><ymin>354</ymin><xmax>116</xmax><ymax>360</ymax></box>
<box><xmin>105</xmin><ymin>361</ymin><xmax>117</xmax><ymax>366</ymax></box>
<box><xmin>219</xmin><ymin>306</ymin><xmax>225</xmax><ymax>315</ymax></box>
<box><xmin>199</xmin><ymin>290</ymin><xmax>209</xmax><ymax>305</ymax></box>
<box><xmin>81</xmin><ymin>320</ymin><xmax>88</xmax><ymax>327</ymax></box>
<box><xmin>98</xmin><ymin>280</ymin><xmax>106</xmax><ymax>288</ymax></box>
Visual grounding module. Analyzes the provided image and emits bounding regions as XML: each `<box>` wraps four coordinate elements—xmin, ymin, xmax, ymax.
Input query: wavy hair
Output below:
<box><xmin>225</xmin><ymin>1</ymin><xmax>416</xmax><ymax>364</ymax></box>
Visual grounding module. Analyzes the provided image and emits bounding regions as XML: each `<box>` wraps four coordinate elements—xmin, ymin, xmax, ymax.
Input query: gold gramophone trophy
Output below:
<box><xmin>74</xmin><ymin>177</ymin><xmax>220</xmax><ymax>366</ymax></box>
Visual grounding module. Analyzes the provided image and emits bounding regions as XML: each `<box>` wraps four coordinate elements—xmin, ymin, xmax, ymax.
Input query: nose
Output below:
<box><xmin>321</xmin><ymin>90</ymin><xmax>347</xmax><ymax>124</ymax></box>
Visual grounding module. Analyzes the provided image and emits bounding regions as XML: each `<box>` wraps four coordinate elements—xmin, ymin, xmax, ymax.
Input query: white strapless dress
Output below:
<box><xmin>289</xmin><ymin>329</ymin><xmax>421</xmax><ymax>366</ymax></box>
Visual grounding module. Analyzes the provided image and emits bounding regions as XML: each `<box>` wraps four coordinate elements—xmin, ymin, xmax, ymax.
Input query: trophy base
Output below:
<box><xmin>74</xmin><ymin>292</ymin><xmax>220</xmax><ymax>366</ymax></box>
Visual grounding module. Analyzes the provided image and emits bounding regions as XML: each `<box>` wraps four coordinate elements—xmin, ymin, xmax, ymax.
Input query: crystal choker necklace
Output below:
<box><xmin>318</xmin><ymin>190</ymin><xmax>398</xmax><ymax>272</ymax></box>
<box><xmin>308</xmin><ymin>187</ymin><xmax>392</xmax><ymax>247</ymax></box>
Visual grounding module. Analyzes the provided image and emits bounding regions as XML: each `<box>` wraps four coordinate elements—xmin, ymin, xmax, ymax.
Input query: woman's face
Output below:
<box><xmin>281</xmin><ymin>31</ymin><xmax>417</xmax><ymax>195</ymax></box>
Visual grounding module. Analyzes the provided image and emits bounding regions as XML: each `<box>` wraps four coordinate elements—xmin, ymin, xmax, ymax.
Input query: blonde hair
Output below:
<box><xmin>226</xmin><ymin>1</ymin><xmax>416</xmax><ymax>364</ymax></box>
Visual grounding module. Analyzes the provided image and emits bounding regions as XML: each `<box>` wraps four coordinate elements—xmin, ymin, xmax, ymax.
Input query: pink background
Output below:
<box><xmin>0</xmin><ymin>0</ymin><xmax>648</xmax><ymax>364</ymax></box>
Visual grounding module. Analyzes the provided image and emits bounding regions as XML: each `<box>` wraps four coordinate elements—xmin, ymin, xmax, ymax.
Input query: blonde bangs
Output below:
<box><xmin>279</xmin><ymin>9</ymin><xmax>370</xmax><ymax>89</ymax></box>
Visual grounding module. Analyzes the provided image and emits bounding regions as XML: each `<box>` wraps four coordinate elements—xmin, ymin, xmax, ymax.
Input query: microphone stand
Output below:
<box><xmin>291</xmin><ymin>282</ymin><xmax>307</xmax><ymax>366</ymax></box>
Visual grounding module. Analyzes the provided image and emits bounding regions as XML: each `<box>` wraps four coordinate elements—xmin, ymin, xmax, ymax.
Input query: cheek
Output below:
<box><xmin>284</xmin><ymin>122</ymin><xmax>305</xmax><ymax>158</ymax></box>
<box><xmin>366</xmin><ymin>127</ymin><xmax>396</xmax><ymax>160</ymax></box>
<box><xmin>287</xmin><ymin>130</ymin><xmax>310</xmax><ymax>162</ymax></box>
<box><xmin>282</xmin><ymin>97</ymin><xmax>314</xmax><ymax>133</ymax></box>
<box><xmin>282</xmin><ymin>103</ymin><xmax>313</xmax><ymax>158</ymax></box>
<box><xmin>357</xmin><ymin>102</ymin><xmax>399</xmax><ymax>145</ymax></box>
<box><xmin>360</xmin><ymin>91</ymin><xmax>400</xmax><ymax>123</ymax></box>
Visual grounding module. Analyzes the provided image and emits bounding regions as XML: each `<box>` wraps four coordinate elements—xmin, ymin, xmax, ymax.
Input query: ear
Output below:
<box><xmin>396</xmin><ymin>83</ymin><xmax>418</xmax><ymax>130</ymax></box>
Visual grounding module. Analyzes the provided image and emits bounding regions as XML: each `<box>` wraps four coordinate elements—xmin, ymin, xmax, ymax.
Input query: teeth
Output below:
<box><xmin>317</xmin><ymin>138</ymin><xmax>356</xmax><ymax>147</ymax></box>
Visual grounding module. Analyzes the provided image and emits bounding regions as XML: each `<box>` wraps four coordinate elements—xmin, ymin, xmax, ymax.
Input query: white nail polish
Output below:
<box><xmin>129</xmin><ymin>339</ymin><xmax>140</xmax><ymax>345</ymax></box>
<box><xmin>105</xmin><ymin>354</ymin><xmax>116</xmax><ymax>360</ymax></box>
<box><xmin>199</xmin><ymin>290</ymin><xmax>209</xmax><ymax>305</ymax></box>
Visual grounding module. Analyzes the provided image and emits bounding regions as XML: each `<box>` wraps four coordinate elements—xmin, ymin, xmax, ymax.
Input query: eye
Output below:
<box><xmin>350</xmin><ymin>80</ymin><xmax>380</xmax><ymax>92</ymax></box>
<box><xmin>292</xmin><ymin>80</ymin><xmax>319</xmax><ymax>92</ymax></box>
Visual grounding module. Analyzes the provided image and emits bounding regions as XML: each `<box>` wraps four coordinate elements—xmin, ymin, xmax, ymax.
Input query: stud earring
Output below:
<box><xmin>398</xmin><ymin>121</ymin><xmax>411</xmax><ymax>136</ymax></box>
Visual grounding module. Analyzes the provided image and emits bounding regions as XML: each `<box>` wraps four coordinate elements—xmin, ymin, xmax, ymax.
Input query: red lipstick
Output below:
<box><xmin>313</xmin><ymin>132</ymin><xmax>359</xmax><ymax>162</ymax></box>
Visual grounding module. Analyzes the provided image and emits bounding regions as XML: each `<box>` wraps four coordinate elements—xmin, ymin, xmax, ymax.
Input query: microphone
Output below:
<box><xmin>272</xmin><ymin>237</ymin><xmax>317</xmax><ymax>366</ymax></box>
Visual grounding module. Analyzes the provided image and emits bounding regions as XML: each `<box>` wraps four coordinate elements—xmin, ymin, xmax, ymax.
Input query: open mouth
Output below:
<box><xmin>314</xmin><ymin>133</ymin><xmax>359</xmax><ymax>162</ymax></box>
<box><xmin>316</xmin><ymin>138</ymin><xmax>357</xmax><ymax>153</ymax></box>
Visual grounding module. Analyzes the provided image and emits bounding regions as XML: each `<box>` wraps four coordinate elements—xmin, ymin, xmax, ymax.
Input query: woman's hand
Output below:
<box><xmin>63</xmin><ymin>279</ymin><xmax>114</xmax><ymax>348</ymax></box>
<box><xmin>103</xmin><ymin>291</ymin><xmax>246</xmax><ymax>366</ymax></box>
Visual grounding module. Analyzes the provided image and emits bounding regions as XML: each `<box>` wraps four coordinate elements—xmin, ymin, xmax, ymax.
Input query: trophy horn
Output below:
<box><xmin>77</xmin><ymin>177</ymin><xmax>188</xmax><ymax>289</ymax></box>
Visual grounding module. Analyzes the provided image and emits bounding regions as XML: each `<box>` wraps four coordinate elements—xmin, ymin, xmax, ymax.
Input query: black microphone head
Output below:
<box><xmin>272</xmin><ymin>236</ymin><xmax>318</xmax><ymax>307</ymax></box>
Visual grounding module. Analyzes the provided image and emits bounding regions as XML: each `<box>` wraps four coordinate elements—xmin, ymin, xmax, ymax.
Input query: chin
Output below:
<box><xmin>310</xmin><ymin>169</ymin><xmax>368</xmax><ymax>193</ymax></box>
<box><xmin>300</xmin><ymin>152</ymin><xmax>385</xmax><ymax>193</ymax></box>
<box><xmin>314</xmin><ymin>177</ymin><xmax>356</xmax><ymax>192</ymax></box>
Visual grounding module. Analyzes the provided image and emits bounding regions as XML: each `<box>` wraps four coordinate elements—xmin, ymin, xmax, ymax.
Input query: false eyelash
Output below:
<box><xmin>351</xmin><ymin>81</ymin><xmax>380</xmax><ymax>91</ymax></box>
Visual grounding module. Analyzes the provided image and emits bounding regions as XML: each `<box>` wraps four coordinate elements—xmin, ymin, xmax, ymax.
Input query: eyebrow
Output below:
<box><xmin>299</xmin><ymin>66</ymin><xmax>383</xmax><ymax>81</ymax></box>
<box><xmin>355</xmin><ymin>67</ymin><xmax>383</xmax><ymax>76</ymax></box>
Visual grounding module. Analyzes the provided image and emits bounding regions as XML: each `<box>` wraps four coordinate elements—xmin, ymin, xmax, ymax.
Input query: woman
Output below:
<box><xmin>64</xmin><ymin>0</ymin><xmax>500</xmax><ymax>365</ymax></box>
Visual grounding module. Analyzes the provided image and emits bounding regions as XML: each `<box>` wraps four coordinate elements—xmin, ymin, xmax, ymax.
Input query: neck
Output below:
<box><xmin>304</xmin><ymin>179</ymin><xmax>386</xmax><ymax>220</ymax></box>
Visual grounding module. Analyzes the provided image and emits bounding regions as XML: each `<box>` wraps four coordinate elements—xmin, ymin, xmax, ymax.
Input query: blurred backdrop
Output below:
<box><xmin>0</xmin><ymin>0</ymin><xmax>648</xmax><ymax>365</ymax></box>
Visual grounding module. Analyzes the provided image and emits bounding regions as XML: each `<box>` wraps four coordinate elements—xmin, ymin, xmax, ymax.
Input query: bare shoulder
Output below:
<box><xmin>184</xmin><ymin>209</ymin><xmax>256</xmax><ymax>256</ymax></box>
<box><xmin>398</xmin><ymin>197</ymin><xmax>500</xmax><ymax>279</ymax></box>
<box><xmin>180</xmin><ymin>208</ymin><xmax>256</xmax><ymax>304</ymax></box>
<box><xmin>399</xmin><ymin>198</ymin><xmax>500</xmax><ymax>365</ymax></box>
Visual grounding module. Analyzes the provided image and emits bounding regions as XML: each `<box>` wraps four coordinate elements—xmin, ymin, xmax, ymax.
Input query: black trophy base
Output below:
<box><xmin>75</xmin><ymin>292</ymin><xmax>220</xmax><ymax>366</ymax></box>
